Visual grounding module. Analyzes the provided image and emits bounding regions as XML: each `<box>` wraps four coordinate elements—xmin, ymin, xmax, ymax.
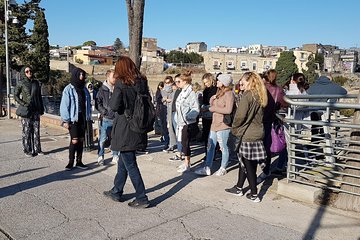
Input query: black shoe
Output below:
<box><xmin>103</xmin><ymin>190</ymin><xmax>124</xmax><ymax>202</ymax></box>
<box><xmin>75</xmin><ymin>162</ymin><xmax>88</xmax><ymax>169</ymax></box>
<box><xmin>128</xmin><ymin>199</ymin><xmax>150</xmax><ymax>209</ymax></box>
<box><xmin>225</xmin><ymin>186</ymin><xmax>244</xmax><ymax>196</ymax></box>
<box><xmin>65</xmin><ymin>163</ymin><xmax>73</xmax><ymax>171</ymax></box>
<box><xmin>246</xmin><ymin>193</ymin><xmax>261</xmax><ymax>203</ymax></box>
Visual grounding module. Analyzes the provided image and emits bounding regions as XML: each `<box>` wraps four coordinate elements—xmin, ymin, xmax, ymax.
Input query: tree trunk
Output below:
<box><xmin>0</xmin><ymin>65</ymin><xmax>4</xmax><ymax>116</ymax></box>
<box><xmin>334</xmin><ymin>91</ymin><xmax>360</xmax><ymax>212</ymax></box>
<box><xmin>126</xmin><ymin>0</ymin><xmax>145</xmax><ymax>69</ymax></box>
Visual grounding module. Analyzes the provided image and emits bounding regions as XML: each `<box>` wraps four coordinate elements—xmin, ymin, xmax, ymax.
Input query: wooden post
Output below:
<box><xmin>334</xmin><ymin>91</ymin><xmax>360</xmax><ymax>212</ymax></box>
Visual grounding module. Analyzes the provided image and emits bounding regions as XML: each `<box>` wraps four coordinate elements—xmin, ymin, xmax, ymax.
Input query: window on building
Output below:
<box><xmin>144</xmin><ymin>42</ymin><xmax>149</xmax><ymax>48</ymax></box>
<box><xmin>252</xmin><ymin>62</ymin><xmax>257</xmax><ymax>70</ymax></box>
<box><xmin>301</xmin><ymin>52</ymin><xmax>305</xmax><ymax>59</ymax></box>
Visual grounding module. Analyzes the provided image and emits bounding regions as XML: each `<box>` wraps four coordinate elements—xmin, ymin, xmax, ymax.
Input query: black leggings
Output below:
<box><xmin>68</xmin><ymin>115</ymin><xmax>85</xmax><ymax>163</ymax></box>
<box><xmin>181</xmin><ymin>125</ymin><xmax>191</xmax><ymax>157</ymax></box>
<box><xmin>237</xmin><ymin>158</ymin><xmax>258</xmax><ymax>195</ymax></box>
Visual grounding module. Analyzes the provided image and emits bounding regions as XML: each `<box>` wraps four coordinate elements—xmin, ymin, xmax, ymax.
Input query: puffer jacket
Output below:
<box><xmin>14</xmin><ymin>67</ymin><xmax>44</xmax><ymax>115</ymax></box>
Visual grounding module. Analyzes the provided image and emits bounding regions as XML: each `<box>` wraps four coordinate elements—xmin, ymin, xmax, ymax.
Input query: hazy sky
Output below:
<box><xmin>40</xmin><ymin>0</ymin><xmax>360</xmax><ymax>50</ymax></box>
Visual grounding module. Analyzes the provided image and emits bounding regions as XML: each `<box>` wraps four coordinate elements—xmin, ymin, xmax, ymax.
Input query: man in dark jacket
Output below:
<box><xmin>307</xmin><ymin>75</ymin><xmax>347</xmax><ymax>97</ymax></box>
<box><xmin>95</xmin><ymin>69</ymin><xmax>119</xmax><ymax>165</ymax></box>
<box><xmin>14</xmin><ymin>66</ymin><xmax>44</xmax><ymax>157</ymax></box>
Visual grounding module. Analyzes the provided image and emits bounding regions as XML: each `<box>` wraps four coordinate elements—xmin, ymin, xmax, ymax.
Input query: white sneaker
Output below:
<box><xmin>97</xmin><ymin>156</ymin><xmax>104</xmax><ymax>165</ymax></box>
<box><xmin>215</xmin><ymin>167</ymin><xmax>227</xmax><ymax>176</ymax></box>
<box><xmin>195</xmin><ymin>166</ymin><xmax>211</xmax><ymax>176</ymax></box>
<box><xmin>112</xmin><ymin>155</ymin><xmax>119</xmax><ymax>164</ymax></box>
<box><xmin>177</xmin><ymin>164</ymin><xmax>190</xmax><ymax>173</ymax></box>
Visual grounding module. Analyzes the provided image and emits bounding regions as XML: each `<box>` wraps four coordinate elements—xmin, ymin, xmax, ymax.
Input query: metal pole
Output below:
<box><xmin>4</xmin><ymin>0</ymin><xmax>11</xmax><ymax>119</ymax></box>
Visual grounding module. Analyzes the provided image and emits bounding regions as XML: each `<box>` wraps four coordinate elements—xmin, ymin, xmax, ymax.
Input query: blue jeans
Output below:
<box><xmin>112</xmin><ymin>151</ymin><xmax>148</xmax><ymax>202</ymax></box>
<box><xmin>98</xmin><ymin>119</ymin><xmax>119</xmax><ymax>157</ymax></box>
<box><xmin>205</xmin><ymin>129</ymin><xmax>230</xmax><ymax>169</ymax></box>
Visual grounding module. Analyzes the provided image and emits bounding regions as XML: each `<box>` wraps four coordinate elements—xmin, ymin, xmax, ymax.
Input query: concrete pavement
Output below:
<box><xmin>0</xmin><ymin>118</ymin><xmax>359</xmax><ymax>240</ymax></box>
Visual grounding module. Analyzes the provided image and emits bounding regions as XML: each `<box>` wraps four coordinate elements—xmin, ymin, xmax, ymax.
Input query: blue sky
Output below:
<box><xmin>40</xmin><ymin>0</ymin><xmax>360</xmax><ymax>50</ymax></box>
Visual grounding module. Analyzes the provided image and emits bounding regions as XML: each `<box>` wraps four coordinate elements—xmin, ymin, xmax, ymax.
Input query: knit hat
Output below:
<box><xmin>217</xmin><ymin>74</ymin><xmax>233</xmax><ymax>87</ymax></box>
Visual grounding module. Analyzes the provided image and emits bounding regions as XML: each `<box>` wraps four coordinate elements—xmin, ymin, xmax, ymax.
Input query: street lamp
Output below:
<box><xmin>4</xmin><ymin>0</ymin><xmax>18</xmax><ymax>119</ymax></box>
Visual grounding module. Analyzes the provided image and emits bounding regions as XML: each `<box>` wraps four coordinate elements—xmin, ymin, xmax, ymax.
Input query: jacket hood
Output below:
<box><xmin>315</xmin><ymin>76</ymin><xmax>332</xmax><ymax>85</ymax></box>
<box><xmin>20</xmin><ymin>66</ymin><xmax>31</xmax><ymax>82</ymax></box>
<box><xmin>70</xmin><ymin>67</ymin><xmax>86</xmax><ymax>89</ymax></box>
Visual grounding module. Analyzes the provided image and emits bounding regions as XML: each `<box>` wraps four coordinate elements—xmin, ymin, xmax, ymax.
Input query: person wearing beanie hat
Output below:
<box><xmin>217</xmin><ymin>74</ymin><xmax>233</xmax><ymax>87</ymax></box>
<box><xmin>195</xmin><ymin>73</ymin><xmax>235</xmax><ymax>177</ymax></box>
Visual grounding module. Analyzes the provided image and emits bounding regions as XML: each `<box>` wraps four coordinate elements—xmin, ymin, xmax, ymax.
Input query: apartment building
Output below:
<box><xmin>202</xmin><ymin>51</ymin><xmax>278</xmax><ymax>74</ymax></box>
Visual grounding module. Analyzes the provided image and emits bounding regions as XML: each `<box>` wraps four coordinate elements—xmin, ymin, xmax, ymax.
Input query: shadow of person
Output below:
<box><xmin>0</xmin><ymin>162</ymin><xmax>111</xmax><ymax>199</ymax></box>
<box><xmin>45</xmin><ymin>146</ymin><xmax>69</xmax><ymax>155</ymax></box>
<box><xmin>146</xmin><ymin>172</ymin><xmax>198</xmax><ymax>207</ymax></box>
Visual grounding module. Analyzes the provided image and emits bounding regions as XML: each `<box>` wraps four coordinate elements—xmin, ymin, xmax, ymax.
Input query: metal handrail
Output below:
<box><xmin>276</xmin><ymin>93</ymin><xmax>360</xmax><ymax>197</ymax></box>
<box><xmin>283</xmin><ymin>95</ymin><xmax>360</xmax><ymax>109</ymax></box>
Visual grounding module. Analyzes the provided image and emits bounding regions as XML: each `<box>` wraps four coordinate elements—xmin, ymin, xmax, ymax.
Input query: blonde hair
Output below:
<box><xmin>179</xmin><ymin>71</ymin><xmax>192</xmax><ymax>84</ymax></box>
<box><xmin>242</xmin><ymin>72</ymin><xmax>268</xmax><ymax>107</ymax></box>
<box><xmin>193</xmin><ymin>82</ymin><xmax>202</xmax><ymax>93</ymax></box>
<box><xmin>202</xmin><ymin>73</ymin><xmax>216</xmax><ymax>87</ymax></box>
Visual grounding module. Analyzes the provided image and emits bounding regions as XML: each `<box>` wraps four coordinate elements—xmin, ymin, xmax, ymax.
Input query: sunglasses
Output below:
<box><xmin>175</xmin><ymin>80</ymin><xmax>180</xmax><ymax>83</ymax></box>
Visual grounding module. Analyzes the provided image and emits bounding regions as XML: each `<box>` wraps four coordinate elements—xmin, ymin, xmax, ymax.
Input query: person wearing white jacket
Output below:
<box><xmin>175</xmin><ymin>71</ymin><xmax>200</xmax><ymax>173</ymax></box>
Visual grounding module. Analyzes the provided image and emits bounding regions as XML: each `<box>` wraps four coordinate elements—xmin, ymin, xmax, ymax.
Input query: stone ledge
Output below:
<box><xmin>277</xmin><ymin>179</ymin><xmax>322</xmax><ymax>204</ymax></box>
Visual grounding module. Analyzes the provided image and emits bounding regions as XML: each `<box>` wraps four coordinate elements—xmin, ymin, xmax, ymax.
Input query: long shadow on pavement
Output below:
<box><xmin>146</xmin><ymin>172</ymin><xmax>198</xmax><ymax>207</ymax></box>
<box><xmin>0</xmin><ymin>167</ymin><xmax>47</xmax><ymax>180</ymax></box>
<box><xmin>0</xmin><ymin>163</ymin><xmax>111</xmax><ymax>199</ymax></box>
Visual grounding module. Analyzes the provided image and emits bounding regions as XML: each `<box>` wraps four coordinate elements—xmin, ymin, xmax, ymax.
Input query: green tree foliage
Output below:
<box><xmin>45</xmin><ymin>70</ymin><xmax>70</xmax><ymax>96</ymax></box>
<box><xmin>164</xmin><ymin>51</ymin><xmax>203</xmax><ymax>64</ymax></box>
<box><xmin>26</xmin><ymin>9</ymin><xmax>50</xmax><ymax>83</ymax></box>
<box><xmin>188</xmin><ymin>52</ymin><xmax>204</xmax><ymax>64</ymax></box>
<box><xmin>303</xmin><ymin>54</ymin><xmax>319</xmax><ymax>84</ymax></box>
<box><xmin>113</xmin><ymin>38</ymin><xmax>124</xmax><ymax>53</ymax></box>
<box><xmin>83</xmin><ymin>40</ymin><xmax>97</xmax><ymax>46</ymax></box>
<box><xmin>275</xmin><ymin>51</ymin><xmax>298</xmax><ymax>85</ymax></box>
<box><xmin>315</xmin><ymin>53</ymin><xmax>324</xmax><ymax>71</ymax></box>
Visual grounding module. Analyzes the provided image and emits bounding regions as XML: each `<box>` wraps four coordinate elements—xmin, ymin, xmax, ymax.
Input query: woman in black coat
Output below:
<box><xmin>103</xmin><ymin>56</ymin><xmax>150</xmax><ymax>208</ymax></box>
<box><xmin>14</xmin><ymin>66</ymin><xmax>44</xmax><ymax>157</ymax></box>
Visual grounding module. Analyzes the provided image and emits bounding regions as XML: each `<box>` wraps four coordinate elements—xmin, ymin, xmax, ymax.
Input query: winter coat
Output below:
<box><xmin>95</xmin><ymin>81</ymin><xmax>116</xmax><ymax>120</ymax></box>
<box><xmin>209</xmin><ymin>90</ymin><xmax>234</xmax><ymax>132</ymax></box>
<box><xmin>109</xmin><ymin>78</ymin><xmax>148</xmax><ymax>151</ymax></box>
<box><xmin>232</xmin><ymin>91</ymin><xmax>264</xmax><ymax>142</ymax></box>
<box><xmin>14</xmin><ymin>67</ymin><xmax>44</xmax><ymax>116</ymax></box>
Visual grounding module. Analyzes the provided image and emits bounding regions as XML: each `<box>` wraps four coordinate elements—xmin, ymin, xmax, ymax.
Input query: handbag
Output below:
<box><xmin>270</xmin><ymin>121</ymin><xmax>286</xmax><ymax>153</ymax></box>
<box><xmin>16</xmin><ymin>105</ymin><xmax>31</xmax><ymax>118</ymax></box>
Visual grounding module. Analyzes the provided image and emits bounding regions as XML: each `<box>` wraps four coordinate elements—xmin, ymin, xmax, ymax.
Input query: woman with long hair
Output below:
<box><xmin>225</xmin><ymin>72</ymin><xmax>268</xmax><ymax>203</ymax></box>
<box><xmin>195</xmin><ymin>74</ymin><xmax>234</xmax><ymax>176</ymax></box>
<box><xmin>258</xmin><ymin>69</ymin><xmax>287</xmax><ymax>183</ymax></box>
<box><xmin>103</xmin><ymin>56</ymin><xmax>150</xmax><ymax>208</ymax></box>
<box><xmin>175</xmin><ymin>71</ymin><xmax>200</xmax><ymax>173</ymax></box>
<box><xmin>200</xmin><ymin>73</ymin><xmax>218</xmax><ymax>158</ymax></box>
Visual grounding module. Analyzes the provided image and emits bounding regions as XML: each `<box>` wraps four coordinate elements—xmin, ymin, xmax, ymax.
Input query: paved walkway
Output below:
<box><xmin>0</xmin><ymin>118</ymin><xmax>359</xmax><ymax>240</ymax></box>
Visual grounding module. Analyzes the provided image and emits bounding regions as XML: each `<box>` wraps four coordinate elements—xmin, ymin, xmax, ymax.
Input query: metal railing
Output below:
<box><xmin>278</xmin><ymin>94</ymin><xmax>360</xmax><ymax>196</ymax></box>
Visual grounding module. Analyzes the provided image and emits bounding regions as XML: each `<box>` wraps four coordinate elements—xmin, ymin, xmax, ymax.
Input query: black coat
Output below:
<box><xmin>95</xmin><ymin>83</ymin><xmax>115</xmax><ymax>120</ymax></box>
<box><xmin>109</xmin><ymin>79</ymin><xmax>148</xmax><ymax>151</ymax></box>
<box><xmin>14</xmin><ymin>69</ymin><xmax>44</xmax><ymax>116</ymax></box>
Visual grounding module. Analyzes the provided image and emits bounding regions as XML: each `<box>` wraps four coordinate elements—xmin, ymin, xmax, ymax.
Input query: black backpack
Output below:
<box><xmin>125</xmin><ymin>86</ymin><xmax>156</xmax><ymax>134</ymax></box>
<box><xmin>223</xmin><ymin>93</ymin><xmax>237</xmax><ymax>127</ymax></box>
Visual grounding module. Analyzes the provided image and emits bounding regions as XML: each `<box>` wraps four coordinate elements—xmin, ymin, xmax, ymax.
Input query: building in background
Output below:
<box><xmin>186</xmin><ymin>42</ymin><xmax>207</xmax><ymax>53</ymax></box>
